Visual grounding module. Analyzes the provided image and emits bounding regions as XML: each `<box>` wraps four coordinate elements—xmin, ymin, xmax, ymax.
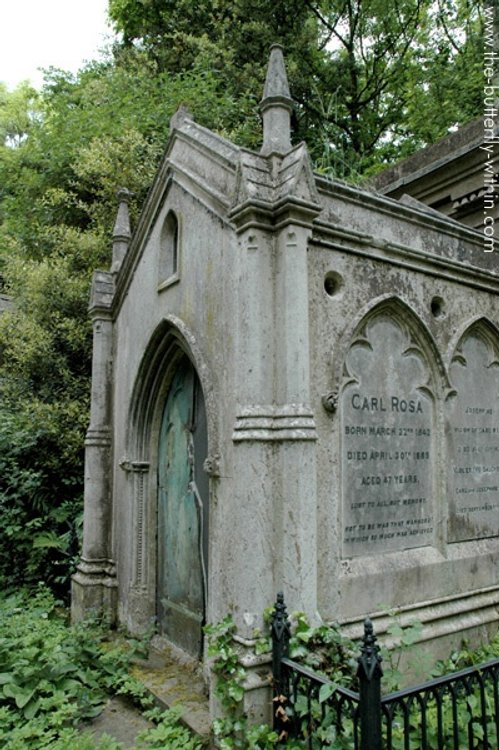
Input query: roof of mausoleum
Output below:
<box><xmin>369</xmin><ymin>118</ymin><xmax>498</xmax><ymax>230</ymax></box>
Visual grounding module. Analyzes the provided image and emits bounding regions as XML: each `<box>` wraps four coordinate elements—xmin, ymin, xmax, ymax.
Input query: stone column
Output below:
<box><xmin>227</xmin><ymin>193</ymin><xmax>320</xmax><ymax>727</ymax></box>
<box><xmin>226</xmin><ymin>41</ymin><xmax>323</xmax><ymax>630</ymax></box>
<box><xmin>71</xmin><ymin>271</ymin><xmax>117</xmax><ymax>623</ymax></box>
<box><xmin>273</xmin><ymin>216</ymin><xmax>319</xmax><ymax>616</ymax></box>
<box><xmin>228</xmin><ymin>219</ymin><xmax>277</xmax><ymax>637</ymax></box>
<box><xmin>211</xmin><ymin>44</ymin><xmax>323</xmax><ymax>726</ymax></box>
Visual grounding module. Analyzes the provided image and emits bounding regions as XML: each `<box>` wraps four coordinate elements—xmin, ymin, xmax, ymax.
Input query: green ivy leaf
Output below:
<box><xmin>467</xmin><ymin>694</ymin><xmax>478</xmax><ymax>711</ymax></box>
<box><xmin>23</xmin><ymin>697</ymin><xmax>41</xmax><ymax>720</ymax></box>
<box><xmin>228</xmin><ymin>684</ymin><xmax>244</xmax><ymax>702</ymax></box>
<box><xmin>319</xmin><ymin>682</ymin><xmax>336</xmax><ymax>703</ymax></box>
<box><xmin>2</xmin><ymin>682</ymin><xmax>17</xmax><ymax>699</ymax></box>
<box><xmin>15</xmin><ymin>688</ymin><xmax>35</xmax><ymax>709</ymax></box>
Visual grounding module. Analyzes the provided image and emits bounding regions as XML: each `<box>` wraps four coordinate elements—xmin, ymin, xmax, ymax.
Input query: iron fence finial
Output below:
<box><xmin>358</xmin><ymin>617</ymin><xmax>383</xmax><ymax>682</ymax></box>
<box><xmin>271</xmin><ymin>591</ymin><xmax>291</xmax><ymax>647</ymax></box>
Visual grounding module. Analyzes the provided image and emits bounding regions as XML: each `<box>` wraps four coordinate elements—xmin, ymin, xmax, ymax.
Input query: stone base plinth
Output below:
<box><xmin>235</xmin><ymin>635</ymin><xmax>273</xmax><ymax>726</ymax></box>
<box><xmin>71</xmin><ymin>558</ymin><xmax>118</xmax><ymax>625</ymax></box>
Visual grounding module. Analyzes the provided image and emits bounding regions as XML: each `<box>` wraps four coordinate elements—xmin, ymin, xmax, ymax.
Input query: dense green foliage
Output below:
<box><xmin>0</xmin><ymin>0</ymin><xmax>485</xmax><ymax>595</ymax></box>
<box><xmin>0</xmin><ymin>587</ymin><xmax>202</xmax><ymax>750</ymax></box>
<box><xmin>0</xmin><ymin>410</ymin><xmax>81</xmax><ymax>594</ymax></box>
<box><xmin>0</xmin><ymin>586</ymin><xmax>136</xmax><ymax>748</ymax></box>
<box><xmin>109</xmin><ymin>0</ymin><xmax>484</xmax><ymax>176</ymax></box>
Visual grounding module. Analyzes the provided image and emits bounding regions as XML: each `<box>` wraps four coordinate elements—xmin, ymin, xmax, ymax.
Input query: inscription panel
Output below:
<box><xmin>448</xmin><ymin>332</ymin><xmax>499</xmax><ymax>542</ymax></box>
<box><xmin>342</xmin><ymin>315</ymin><xmax>434</xmax><ymax>558</ymax></box>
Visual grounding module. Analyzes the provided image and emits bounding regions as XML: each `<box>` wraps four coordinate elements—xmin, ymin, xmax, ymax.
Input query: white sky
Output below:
<box><xmin>0</xmin><ymin>0</ymin><xmax>115</xmax><ymax>91</ymax></box>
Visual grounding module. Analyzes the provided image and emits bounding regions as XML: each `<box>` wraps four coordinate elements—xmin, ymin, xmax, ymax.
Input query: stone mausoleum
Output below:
<box><xmin>72</xmin><ymin>46</ymin><xmax>499</xmax><ymax>718</ymax></box>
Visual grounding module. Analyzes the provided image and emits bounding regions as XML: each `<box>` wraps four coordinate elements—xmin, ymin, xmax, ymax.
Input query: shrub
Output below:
<box><xmin>0</xmin><ymin>409</ymin><xmax>82</xmax><ymax>598</ymax></box>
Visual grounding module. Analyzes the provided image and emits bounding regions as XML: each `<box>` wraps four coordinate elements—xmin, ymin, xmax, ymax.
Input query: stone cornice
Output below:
<box><xmin>170</xmin><ymin>163</ymin><xmax>233</xmax><ymax>215</ymax></box>
<box><xmin>340</xmin><ymin>581</ymin><xmax>499</xmax><ymax>645</ymax></box>
<box><xmin>169</xmin><ymin>117</ymin><xmax>240</xmax><ymax>168</ymax></box>
<box><xmin>369</xmin><ymin>117</ymin><xmax>490</xmax><ymax>193</ymax></box>
<box><xmin>311</xmin><ymin>223</ymin><xmax>499</xmax><ymax>294</ymax></box>
<box><xmin>316</xmin><ymin>175</ymin><xmax>484</xmax><ymax>246</ymax></box>
<box><xmin>119</xmin><ymin>458</ymin><xmax>150</xmax><ymax>473</ymax></box>
<box><xmin>229</xmin><ymin>196</ymin><xmax>320</xmax><ymax>232</ymax></box>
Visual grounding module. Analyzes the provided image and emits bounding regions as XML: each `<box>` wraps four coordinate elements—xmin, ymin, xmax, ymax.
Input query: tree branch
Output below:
<box><xmin>303</xmin><ymin>0</ymin><xmax>350</xmax><ymax>49</ymax></box>
<box><xmin>437</xmin><ymin>0</ymin><xmax>463</xmax><ymax>56</ymax></box>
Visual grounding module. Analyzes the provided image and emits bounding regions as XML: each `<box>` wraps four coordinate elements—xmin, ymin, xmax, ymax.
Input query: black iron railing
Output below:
<box><xmin>382</xmin><ymin>661</ymin><xmax>499</xmax><ymax>750</ymax></box>
<box><xmin>270</xmin><ymin>592</ymin><xmax>499</xmax><ymax>750</ymax></box>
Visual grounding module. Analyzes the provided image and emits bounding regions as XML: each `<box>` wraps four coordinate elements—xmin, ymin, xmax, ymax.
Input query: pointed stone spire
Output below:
<box><xmin>260</xmin><ymin>44</ymin><xmax>293</xmax><ymax>156</ymax></box>
<box><xmin>111</xmin><ymin>188</ymin><xmax>132</xmax><ymax>275</ymax></box>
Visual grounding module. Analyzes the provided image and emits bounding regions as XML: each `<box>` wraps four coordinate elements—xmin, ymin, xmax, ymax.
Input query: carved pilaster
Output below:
<box><xmin>118</xmin><ymin>459</ymin><xmax>154</xmax><ymax>632</ymax></box>
<box><xmin>72</xmin><ymin>270</ymin><xmax>117</xmax><ymax>623</ymax></box>
<box><xmin>125</xmin><ymin>461</ymin><xmax>150</xmax><ymax>588</ymax></box>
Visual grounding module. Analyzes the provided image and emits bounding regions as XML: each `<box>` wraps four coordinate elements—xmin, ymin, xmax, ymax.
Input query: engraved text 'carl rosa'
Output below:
<box><xmin>351</xmin><ymin>393</ymin><xmax>423</xmax><ymax>414</ymax></box>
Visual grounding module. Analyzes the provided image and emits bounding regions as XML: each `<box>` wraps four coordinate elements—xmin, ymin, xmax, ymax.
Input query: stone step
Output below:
<box><xmin>131</xmin><ymin>636</ymin><xmax>212</xmax><ymax>745</ymax></box>
<box><xmin>81</xmin><ymin>695</ymin><xmax>153</xmax><ymax>749</ymax></box>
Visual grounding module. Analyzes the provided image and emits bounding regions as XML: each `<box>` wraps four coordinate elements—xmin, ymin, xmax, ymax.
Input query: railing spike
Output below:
<box><xmin>271</xmin><ymin>591</ymin><xmax>291</xmax><ymax>733</ymax></box>
<box><xmin>272</xmin><ymin>591</ymin><xmax>291</xmax><ymax>646</ymax></box>
<box><xmin>358</xmin><ymin>616</ymin><xmax>383</xmax><ymax>750</ymax></box>
<box><xmin>358</xmin><ymin>616</ymin><xmax>383</xmax><ymax>682</ymax></box>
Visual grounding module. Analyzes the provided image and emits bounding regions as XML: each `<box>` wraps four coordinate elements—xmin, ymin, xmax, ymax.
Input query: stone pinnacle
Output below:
<box><xmin>260</xmin><ymin>44</ymin><xmax>293</xmax><ymax>156</ymax></box>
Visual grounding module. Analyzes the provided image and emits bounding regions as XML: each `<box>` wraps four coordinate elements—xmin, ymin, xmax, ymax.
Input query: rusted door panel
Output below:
<box><xmin>157</xmin><ymin>357</ymin><xmax>207</xmax><ymax>657</ymax></box>
<box><xmin>192</xmin><ymin>380</ymin><xmax>209</xmax><ymax>584</ymax></box>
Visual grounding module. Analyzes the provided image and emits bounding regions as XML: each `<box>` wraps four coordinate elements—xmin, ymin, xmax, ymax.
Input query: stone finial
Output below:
<box><xmin>111</xmin><ymin>188</ymin><xmax>132</xmax><ymax>275</ymax></box>
<box><xmin>170</xmin><ymin>104</ymin><xmax>193</xmax><ymax>133</ymax></box>
<box><xmin>260</xmin><ymin>44</ymin><xmax>293</xmax><ymax>156</ymax></box>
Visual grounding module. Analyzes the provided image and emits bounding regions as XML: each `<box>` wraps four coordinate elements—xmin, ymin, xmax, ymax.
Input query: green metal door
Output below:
<box><xmin>157</xmin><ymin>357</ymin><xmax>208</xmax><ymax>657</ymax></box>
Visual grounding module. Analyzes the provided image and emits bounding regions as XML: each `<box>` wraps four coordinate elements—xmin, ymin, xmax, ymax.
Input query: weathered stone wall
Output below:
<box><xmin>310</xmin><ymin>177</ymin><xmax>499</xmax><ymax>653</ymax></box>
<box><xmin>111</xmin><ymin>173</ymin><xmax>240</xmax><ymax>634</ymax></box>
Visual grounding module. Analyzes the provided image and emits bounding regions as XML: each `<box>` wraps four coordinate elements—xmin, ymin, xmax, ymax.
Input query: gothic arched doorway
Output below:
<box><xmin>157</xmin><ymin>355</ymin><xmax>208</xmax><ymax>657</ymax></box>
